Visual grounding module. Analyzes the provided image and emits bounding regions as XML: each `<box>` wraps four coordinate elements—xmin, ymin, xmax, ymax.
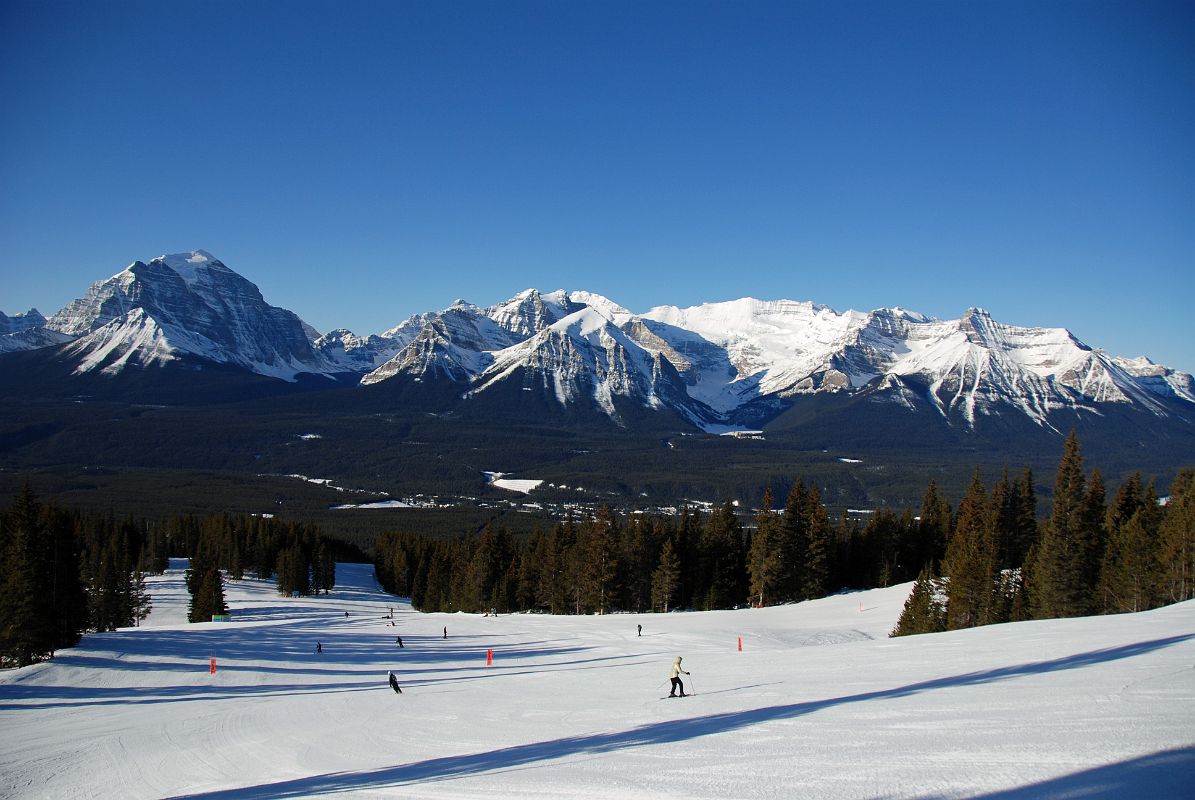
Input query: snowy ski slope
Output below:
<box><xmin>2</xmin><ymin>560</ymin><xmax>1193</xmax><ymax>799</ymax></box>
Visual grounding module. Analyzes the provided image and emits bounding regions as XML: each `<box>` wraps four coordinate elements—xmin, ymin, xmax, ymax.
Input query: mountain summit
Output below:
<box><xmin>40</xmin><ymin>251</ymin><xmax>337</xmax><ymax>380</ymax></box>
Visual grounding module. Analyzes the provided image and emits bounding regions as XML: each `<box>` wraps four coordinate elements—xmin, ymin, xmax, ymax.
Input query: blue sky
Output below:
<box><xmin>2</xmin><ymin>0</ymin><xmax>1192</xmax><ymax>371</ymax></box>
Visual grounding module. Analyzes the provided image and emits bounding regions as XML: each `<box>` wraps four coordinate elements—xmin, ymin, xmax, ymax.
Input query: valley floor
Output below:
<box><xmin>2</xmin><ymin>562</ymin><xmax>1193</xmax><ymax>799</ymax></box>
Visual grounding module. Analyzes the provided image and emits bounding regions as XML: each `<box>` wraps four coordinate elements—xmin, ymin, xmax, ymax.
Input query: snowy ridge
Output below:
<box><xmin>0</xmin><ymin>308</ymin><xmax>72</xmax><ymax>353</ymax></box>
<box><xmin>468</xmin><ymin>306</ymin><xmax>669</xmax><ymax>418</ymax></box>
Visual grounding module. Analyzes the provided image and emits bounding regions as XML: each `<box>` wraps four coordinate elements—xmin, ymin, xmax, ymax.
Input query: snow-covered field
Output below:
<box><xmin>3</xmin><ymin>561</ymin><xmax>1193</xmax><ymax>799</ymax></box>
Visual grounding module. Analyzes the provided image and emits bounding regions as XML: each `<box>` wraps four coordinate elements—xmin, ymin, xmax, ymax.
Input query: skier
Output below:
<box><xmin>669</xmin><ymin>656</ymin><xmax>690</xmax><ymax>697</ymax></box>
<box><xmin>443</xmin><ymin>626</ymin><xmax>447</xmax><ymax>639</ymax></box>
<box><xmin>637</xmin><ymin>624</ymin><xmax>642</xmax><ymax>637</ymax></box>
<box><xmin>315</xmin><ymin>642</ymin><xmax>322</xmax><ymax>654</ymax></box>
<box><xmin>396</xmin><ymin>636</ymin><xmax>403</xmax><ymax>648</ymax></box>
<box><xmin>388</xmin><ymin>671</ymin><xmax>402</xmax><ymax>694</ymax></box>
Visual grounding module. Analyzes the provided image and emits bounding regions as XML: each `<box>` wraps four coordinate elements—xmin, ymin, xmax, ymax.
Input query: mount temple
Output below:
<box><xmin>3</xmin><ymin>250</ymin><xmax>1193</xmax><ymax>439</ymax></box>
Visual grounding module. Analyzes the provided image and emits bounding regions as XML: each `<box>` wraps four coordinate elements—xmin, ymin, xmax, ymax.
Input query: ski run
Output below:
<box><xmin>2</xmin><ymin>560</ymin><xmax>1193</xmax><ymax>799</ymax></box>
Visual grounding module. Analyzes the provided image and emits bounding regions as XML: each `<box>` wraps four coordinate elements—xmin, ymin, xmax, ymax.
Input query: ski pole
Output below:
<box><xmin>687</xmin><ymin>674</ymin><xmax>696</xmax><ymax>695</ymax></box>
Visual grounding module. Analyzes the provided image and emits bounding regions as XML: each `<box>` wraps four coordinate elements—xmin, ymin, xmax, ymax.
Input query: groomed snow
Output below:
<box><xmin>2</xmin><ymin>562</ymin><xmax>1193</xmax><ymax>799</ymax></box>
<box><xmin>483</xmin><ymin>471</ymin><xmax>544</xmax><ymax>493</ymax></box>
<box><xmin>331</xmin><ymin>500</ymin><xmax>413</xmax><ymax>510</ymax></box>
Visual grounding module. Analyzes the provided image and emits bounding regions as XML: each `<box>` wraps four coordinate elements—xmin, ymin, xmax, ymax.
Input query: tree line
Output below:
<box><xmin>0</xmin><ymin>490</ymin><xmax>355</xmax><ymax>667</ymax></box>
<box><xmin>373</xmin><ymin>433</ymin><xmax>1195</xmax><ymax>631</ymax></box>
<box><xmin>894</xmin><ymin>432</ymin><xmax>1195</xmax><ymax>635</ymax></box>
<box><xmin>178</xmin><ymin>512</ymin><xmax>341</xmax><ymax>622</ymax></box>
<box><xmin>372</xmin><ymin>480</ymin><xmax>952</xmax><ymax>617</ymax></box>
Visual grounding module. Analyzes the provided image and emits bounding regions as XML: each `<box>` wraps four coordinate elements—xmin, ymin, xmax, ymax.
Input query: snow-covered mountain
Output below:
<box><xmin>32</xmin><ymin>251</ymin><xmax>340</xmax><ymax>380</ymax></box>
<box><xmin>0</xmin><ymin>308</ymin><xmax>47</xmax><ymax>334</ymax></box>
<box><xmin>357</xmin><ymin>288</ymin><xmax>1194</xmax><ymax>432</ymax></box>
<box><xmin>0</xmin><ymin>308</ymin><xmax>73</xmax><ymax>353</ymax></box>
<box><xmin>4</xmin><ymin>251</ymin><xmax>1192</xmax><ymax>434</ymax></box>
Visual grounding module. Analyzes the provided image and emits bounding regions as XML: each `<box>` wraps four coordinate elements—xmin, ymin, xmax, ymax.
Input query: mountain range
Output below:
<box><xmin>3</xmin><ymin>249</ymin><xmax>1194</xmax><ymax>525</ymax></box>
<box><xmin>5</xmin><ymin>250</ymin><xmax>1191</xmax><ymax>437</ymax></box>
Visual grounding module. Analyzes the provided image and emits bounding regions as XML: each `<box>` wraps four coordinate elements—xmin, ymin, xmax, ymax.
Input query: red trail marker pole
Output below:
<box><xmin>737</xmin><ymin>636</ymin><xmax>743</xmax><ymax>652</ymax></box>
<box><xmin>209</xmin><ymin>656</ymin><xmax>216</xmax><ymax>674</ymax></box>
<box><xmin>486</xmin><ymin>648</ymin><xmax>493</xmax><ymax>666</ymax></box>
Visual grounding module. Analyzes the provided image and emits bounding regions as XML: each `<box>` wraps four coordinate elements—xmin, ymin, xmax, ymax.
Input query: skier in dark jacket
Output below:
<box><xmin>669</xmin><ymin>656</ymin><xmax>689</xmax><ymax>697</ymax></box>
<box><xmin>388</xmin><ymin>671</ymin><xmax>402</xmax><ymax>694</ymax></box>
<box><xmin>315</xmin><ymin>642</ymin><xmax>322</xmax><ymax>654</ymax></box>
<box><xmin>396</xmin><ymin>636</ymin><xmax>403</xmax><ymax>648</ymax></box>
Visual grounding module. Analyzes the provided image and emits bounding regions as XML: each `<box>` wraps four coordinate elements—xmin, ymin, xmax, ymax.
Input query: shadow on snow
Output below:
<box><xmin>162</xmin><ymin>633</ymin><xmax>1195</xmax><ymax>799</ymax></box>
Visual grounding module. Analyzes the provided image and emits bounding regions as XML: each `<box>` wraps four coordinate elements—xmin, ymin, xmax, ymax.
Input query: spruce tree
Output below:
<box><xmin>801</xmin><ymin>486</ymin><xmax>833</xmax><ymax>599</ymax></box>
<box><xmin>1008</xmin><ymin>466</ymin><xmax>1039</xmax><ymax>569</ymax></box>
<box><xmin>891</xmin><ymin>566</ymin><xmax>946</xmax><ymax>637</ymax></box>
<box><xmin>651</xmin><ymin>538</ymin><xmax>681</xmax><ymax>612</ymax></box>
<box><xmin>748</xmin><ymin>488</ymin><xmax>782</xmax><ymax>607</ymax></box>
<box><xmin>1099</xmin><ymin>510</ymin><xmax>1158</xmax><ymax>613</ymax></box>
<box><xmin>700</xmin><ymin>501</ymin><xmax>745</xmax><ymax>609</ymax></box>
<box><xmin>943</xmin><ymin>469</ymin><xmax>991</xmax><ymax>629</ymax></box>
<box><xmin>1157</xmin><ymin>469</ymin><xmax>1195</xmax><ymax>604</ymax></box>
<box><xmin>536</xmin><ymin>524</ymin><xmax>570</xmax><ymax>614</ymax></box>
<box><xmin>779</xmin><ymin>482</ymin><xmax>810</xmax><ymax>601</ymax></box>
<box><xmin>916</xmin><ymin>479</ymin><xmax>953</xmax><ymax>573</ymax></box>
<box><xmin>45</xmin><ymin>507</ymin><xmax>86</xmax><ymax>654</ymax></box>
<box><xmin>0</xmin><ymin>484</ymin><xmax>55</xmax><ymax>666</ymax></box>
<box><xmin>1032</xmin><ymin>432</ymin><xmax>1093</xmax><ymax>618</ymax></box>
<box><xmin>582</xmin><ymin>509</ymin><xmax>619</xmax><ymax>614</ymax></box>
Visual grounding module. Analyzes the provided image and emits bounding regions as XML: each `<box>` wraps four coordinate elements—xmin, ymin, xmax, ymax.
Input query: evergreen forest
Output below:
<box><xmin>4</xmin><ymin>432</ymin><xmax>1194</xmax><ymax>668</ymax></box>
<box><xmin>372</xmin><ymin>433</ymin><xmax>1195</xmax><ymax>638</ymax></box>
<box><xmin>0</xmin><ymin>496</ymin><xmax>352</xmax><ymax>667</ymax></box>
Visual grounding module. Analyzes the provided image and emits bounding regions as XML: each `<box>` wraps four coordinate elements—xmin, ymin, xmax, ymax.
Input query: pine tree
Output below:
<box><xmin>187</xmin><ymin>528</ymin><xmax>228</xmax><ymax>622</ymax></box>
<box><xmin>801</xmin><ymin>486</ymin><xmax>833</xmax><ymax>599</ymax></box>
<box><xmin>194</xmin><ymin>568</ymin><xmax>227</xmax><ymax>621</ymax></box>
<box><xmin>943</xmin><ymin>469</ymin><xmax>992</xmax><ymax>629</ymax></box>
<box><xmin>129</xmin><ymin>556</ymin><xmax>152</xmax><ymax>626</ymax></box>
<box><xmin>915</xmin><ymin>479</ymin><xmax>953</xmax><ymax>573</ymax></box>
<box><xmin>779</xmin><ymin>482</ymin><xmax>810</xmax><ymax>601</ymax></box>
<box><xmin>1079</xmin><ymin>469</ymin><xmax>1109</xmax><ymax>608</ymax></box>
<box><xmin>536</xmin><ymin>523</ymin><xmax>570</xmax><ymax>614</ymax></box>
<box><xmin>0</xmin><ymin>484</ymin><xmax>56</xmax><ymax>666</ymax></box>
<box><xmin>891</xmin><ymin>566</ymin><xmax>946</xmax><ymax>637</ymax></box>
<box><xmin>700</xmin><ymin>501</ymin><xmax>745</xmax><ymax>609</ymax></box>
<box><xmin>1157</xmin><ymin>469</ymin><xmax>1195</xmax><ymax>605</ymax></box>
<box><xmin>651</xmin><ymin>538</ymin><xmax>681</xmax><ymax>612</ymax></box>
<box><xmin>1008</xmin><ymin>466</ymin><xmax>1039</xmax><ymax>568</ymax></box>
<box><xmin>45</xmin><ymin>507</ymin><xmax>86</xmax><ymax>654</ymax></box>
<box><xmin>312</xmin><ymin>540</ymin><xmax>335</xmax><ymax>595</ymax></box>
<box><xmin>578</xmin><ymin>508</ymin><xmax>618</xmax><ymax>614</ymax></box>
<box><xmin>1032</xmin><ymin>432</ymin><xmax>1094</xmax><ymax>618</ymax></box>
<box><xmin>1099</xmin><ymin>510</ymin><xmax>1159</xmax><ymax>613</ymax></box>
<box><xmin>747</xmin><ymin>488</ymin><xmax>782</xmax><ymax>607</ymax></box>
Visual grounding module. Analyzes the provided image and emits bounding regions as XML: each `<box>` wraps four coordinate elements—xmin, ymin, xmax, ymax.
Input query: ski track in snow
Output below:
<box><xmin>2</xmin><ymin>561</ymin><xmax>1194</xmax><ymax>799</ymax></box>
